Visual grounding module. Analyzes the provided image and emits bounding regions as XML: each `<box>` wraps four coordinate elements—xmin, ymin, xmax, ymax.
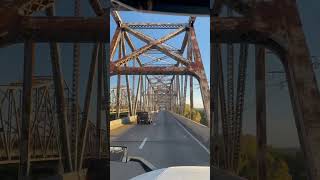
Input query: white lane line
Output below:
<box><xmin>174</xmin><ymin>118</ymin><xmax>210</xmax><ymax>154</ymax></box>
<box><xmin>139</xmin><ymin>137</ymin><xmax>148</xmax><ymax>149</ymax></box>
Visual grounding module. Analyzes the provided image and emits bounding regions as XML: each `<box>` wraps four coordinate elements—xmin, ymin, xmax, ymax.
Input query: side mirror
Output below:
<box><xmin>110</xmin><ymin>146</ymin><xmax>128</xmax><ymax>162</ymax></box>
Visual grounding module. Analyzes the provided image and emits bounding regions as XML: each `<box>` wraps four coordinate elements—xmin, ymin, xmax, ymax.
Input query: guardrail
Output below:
<box><xmin>167</xmin><ymin>111</ymin><xmax>209</xmax><ymax>149</ymax></box>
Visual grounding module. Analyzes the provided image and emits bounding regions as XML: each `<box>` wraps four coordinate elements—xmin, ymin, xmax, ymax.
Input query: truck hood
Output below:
<box><xmin>130</xmin><ymin>166</ymin><xmax>209</xmax><ymax>180</ymax></box>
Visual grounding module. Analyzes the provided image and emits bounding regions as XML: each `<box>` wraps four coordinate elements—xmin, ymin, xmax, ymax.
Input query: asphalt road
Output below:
<box><xmin>110</xmin><ymin>110</ymin><xmax>209</xmax><ymax>180</ymax></box>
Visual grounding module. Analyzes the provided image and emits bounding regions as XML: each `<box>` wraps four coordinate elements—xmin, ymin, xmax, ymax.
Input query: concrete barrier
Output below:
<box><xmin>110</xmin><ymin>116</ymin><xmax>137</xmax><ymax>131</ymax></box>
<box><xmin>168</xmin><ymin>111</ymin><xmax>210</xmax><ymax>149</ymax></box>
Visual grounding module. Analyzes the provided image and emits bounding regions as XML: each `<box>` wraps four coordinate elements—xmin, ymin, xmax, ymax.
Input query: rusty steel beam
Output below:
<box><xmin>133</xmin><ymin>74</ymin><xmax>141</xmax><ymax>114</ymax></box>
<box><xmin>144</xmin><ymin>76</ymin><xmax>147</xmax><ymax>111</ymax></box>
<box><xmin>183</xmin><ymin>75</ymin><xmax>187</xmax><ymax>114</ymax></box>
<box><xmin>116</xmin><ymin>38</ymin><xmax>122</xmax><ymax>118</ymax></box>
<box><xmin>140</xmin><ymin>76</ymin><xmax>144</xmax><ymax>111</ymax></box>
<box><xmin>176</xmin><ymin>75</ymin><xmax>180</xmax><ymax>114</ymax></box>
<box><xmin>132</xmin><ymin>60</ymin><xmax>135</xmax><ymax>114</ymax></box>
<box><xmin>110</xmin><ymin>28</ymin><xmax>121</xmax><ymax>61</ymax></box>
<box><xmin>187</xmin><ymin>31</ymin><xmax>194</xmax><ymax>120</ymax></box>
<box><xmin>121</xmin><ymin>34</ymin><xmax>133</xmax><ymax>116</ymax></box>
<box><xmin>1</xmin><ymin>16</ymin><xmax>108</xmax><ymax>44</ymax></box>
<box><xmin>180</xmin><ymin>31</ymin><xmax>189</xmax><ymax>54</ymax></box>
<box><xmin>190</xmin><ymin>27</ymin><xmax>210</xmax><ymax>126</ymax></box>
<box><xmin>123</xmin><ymin>33</ymin><xmax>143</xmax><ymax>67</ymax></box>
<box><xmin>20</xmin><ymin>16</ymin><xmax>108</xmax><ymax>42</ymax></box>
<box><xmin>110</xmin><ymin>66</ymin><xmax>196</xmax><ymax>76</ymax></box>
<box><xmin>111</xmin><ymin>11</ymin><xmax>122</xmax><ymax>26</ymax></box>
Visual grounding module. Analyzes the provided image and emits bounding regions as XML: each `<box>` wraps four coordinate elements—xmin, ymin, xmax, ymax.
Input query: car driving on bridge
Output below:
<box><xmin>137</xmin><ymin>111</ymin><xmax>152</xmax><ymax>125</ymax></box>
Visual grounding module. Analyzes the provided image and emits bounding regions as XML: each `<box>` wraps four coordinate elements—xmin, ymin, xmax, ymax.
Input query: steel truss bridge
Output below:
<box><xmin>110</xmin><ymin>10</ymin><xmax>210</xmax><ymax>124</ymax></box>
<box><xmin>0</xmin><ymin>0</ymin><xmax>318</xmax><ymax>180</ymax></box>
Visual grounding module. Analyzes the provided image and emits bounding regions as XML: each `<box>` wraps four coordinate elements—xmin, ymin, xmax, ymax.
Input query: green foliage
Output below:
<box><xmin>182</xmin><ymin>104</ymin><xmax>202</xmax><ymax>123</ymax></box>
<box><xmin>235</xmin><ymin>135</ymin><xmax>292</xmax><ymax>180</ymax></box>
<box><xmin>270</xmin><ymin>149</ymin><xmax>307</xmax><ymax>180</ymax></box>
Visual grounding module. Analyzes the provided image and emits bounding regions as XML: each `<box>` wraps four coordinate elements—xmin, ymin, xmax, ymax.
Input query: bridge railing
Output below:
<box><xmin>0</xmin><ymin>77</ymin><xmax>109</xmax><ymax>164</ymax></box>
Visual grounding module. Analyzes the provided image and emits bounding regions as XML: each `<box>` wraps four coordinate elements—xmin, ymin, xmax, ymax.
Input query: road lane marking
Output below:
<box><xmin>139</xmin><ymin>137</ymin><xmax>148</xmax><ymax>149</ymax></box>
<box><xmin>174</xmin><ymin>117</ymin><xmax>210</xmax><ymax>154</ymax></box>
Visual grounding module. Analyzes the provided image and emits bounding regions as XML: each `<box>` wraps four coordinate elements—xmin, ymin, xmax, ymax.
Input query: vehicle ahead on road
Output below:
<box><xmin>137</xmin><ymin>111</ymin><xmax>152</xmax><ymax>125</ymax></box>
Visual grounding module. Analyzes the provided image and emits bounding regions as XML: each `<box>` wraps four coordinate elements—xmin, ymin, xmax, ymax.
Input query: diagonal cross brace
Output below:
<box><xmin>113</xmin><ymin>27</ymin><xmax>185</xmax><ymax>66</ymax></box>
<box><xmin>122</xmin><ymin>25</ymin><xmax>190</xmax><ymax>66</ymax></box>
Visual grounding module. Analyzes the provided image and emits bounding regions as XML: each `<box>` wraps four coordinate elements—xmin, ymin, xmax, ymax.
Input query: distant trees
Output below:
<box><xmin>182</xmin><ymin>104</ymin><xmax>202</xmax><ymax>123</ymax></box>
<box><xmin>237</xmin><ymin>134</ymin><xmax>292</xmax><ymax>180</ymax></box>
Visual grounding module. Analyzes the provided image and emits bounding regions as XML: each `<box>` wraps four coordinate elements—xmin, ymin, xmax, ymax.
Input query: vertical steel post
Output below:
<box><xmin>144</xmin><ymin>76</ymin><xmax>147</xmax><ymax>111</ymax></box>
<box><xmin>190</xmin><ymin>27</ymin><xmax>210</xmax><ymax>125</ymax></box>
<box><xmin>96</xmin><ymin>43</ymin><xmax>103</xmax><ymax>158</ymax></box>
<box><xmin>188</xmin><ymin>32</ymin><xmax>194</xmax><ymax>120</ymax></box>
<box><xmin>190</xmin><ymin>76</ymin><xmax>194</xmax><ymax>119</ymax></box>
<box><xmin>19</xmin><ymin>40</ymin><xmax>35</xmax><ymax>179</ymax></box>
<box><xmin>116</xmin><ymin>36</ymin><xmax>122</xmax><ymax>118</ymax></box>
<box><xmin>217</xmin><ymin>44</ymin><xmax>228</xmax><ymax>169</ymax></box>
<box><xmin>210</xmin><ymin>11</ymin><xmax>216</xmax><ymax>178</ymax></box>
<box><xmin>175</xmin><ymin>76</ymin><xmax>179</xmax><ymax>113</ymax></box>
<box><xmin>47</xmin><ymin>6</ymin><xmax>73</xmax><ymax>173</ymax></box>
<box><xmin>226</xmin><ymin>7</ymin><xmax>235</xmax><ymax>171</ymax></box>
<box><xmin>233</xmin><ymin>43</ymin><xmax>248</xmax><ymax>170</ymax></box>
<box><xmin>121</xmin><ymin>35</ymin><xmax>132</xmax><ymax>116</ymax></box>
<box><xmin>132</xmin><ymin>60</ymin><xmax>135</xmax><ymax>114</ymax></box>
<box><xmin>212</xmin><ymin>43</ymin><xmax>220</xmax><ymax>167</ymax></box>
<box><xmin>134</xmin><ymin>74</ymin><xmax>141</xmax><ymax>114</ymax></box>
<box><xmin>78</xmin><ymin>44</ymin><xmax>100</xmax><ymax>169</ymax></box>
<box><xmin>103</xmin><ymin>42</ymin><xmax>111</xmax><ymax>179</ymax></box>
<box><xmin>70</xmin><ymin>0</ymin><xmax>81</xmax><ymax>171</ymax></box>
<box><xmin>255</xmin><ymin>46</ymin><xmax>267</xmax><ymax>180</ymax></box>
<box><xmin>183</xmin><ymin>75</ymin><xmax>187</xmax><ymax>115</ymax></box>
<box><xmin>140</xmin><ymin>75</ymin><xmax>143</xmax><ymax>111</ymax></box>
